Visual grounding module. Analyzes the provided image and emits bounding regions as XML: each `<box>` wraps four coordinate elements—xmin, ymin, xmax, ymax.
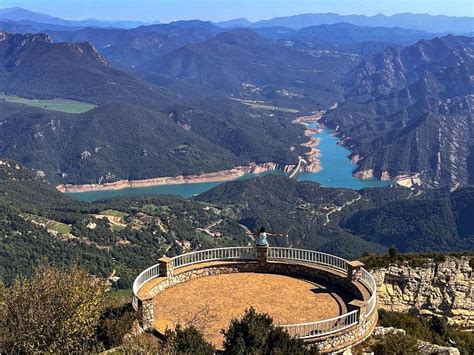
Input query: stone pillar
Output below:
<box><xmin>349</xmin><ymin>299</ymin><xmax>367</xmax><ymax>321</ymax></box>
<box><xmin>256</xmin><ymin>244</ymin><xmax>269</xmax><ymax>267</ymax></box>
<box><xmin>158</xmin><ymin>256</ymin><xmax>174</xmax><ymax>278</ymax></box>
<box><xmin>141</xmin><ymin>298</ymin><xmax>154</xmax><ymax>330</ymax></box>
<box><xmin>347</xmin><ymin>260</ymin><xmax>364</xmax><ymax>281</ymax></box>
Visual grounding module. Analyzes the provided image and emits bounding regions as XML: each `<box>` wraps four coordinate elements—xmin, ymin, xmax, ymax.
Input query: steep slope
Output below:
<box><xmin>0</xmin><ymin>31</ymin><xmax>307</xmax><ymax>184</ymax></box>
<box><xmin>322</xmin><ymin>36</ymin><xmax>474</xmax><ymax>188</ymax></box>
<box><xmin>49</xmin><ymin>21</ymin><xmax>224</xmax><ymax>68</ymax></box>
<box><xmin>0</xmin><ymin>31</ymin><xmax>171</xmax><ymax>104</ymax></box>
<box><xmin>141</xmin><ymin>28</ymin><xmax>355</xmax><ymax>110</ymax></box>
<box><xmin>0</xmin><ymin>159</ymin><xmax>247</xmax><ymax>286</ymax></box>
<box><xmin>196</xmin><ymin>174</ymin><xmax>474</xmax><ymax>253</ymax></box>
<box><xmin>372</xmin><ymin>256</ymin><xmax>473</xmax><ymax>328</ymax></box>
<box><xmin>1</xmin><ymin>161</ymin><xmax>472</xmax><ymax>287</ymax></box>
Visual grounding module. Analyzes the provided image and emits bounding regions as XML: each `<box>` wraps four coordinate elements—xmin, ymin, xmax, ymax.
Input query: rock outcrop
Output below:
<box><xmin>372</xmin><ymin>256</ymin><xmax>473</xmax><ymax>329</ymax></box>
<box><xmin>322</xmin><ymin>36</ymin><xmax>474</xmax><ymax>189</ymax></box>
<box><xmin>369</xmin><ymin>327</ymin><xmax>461</xmax><ymax>355</ymax></box>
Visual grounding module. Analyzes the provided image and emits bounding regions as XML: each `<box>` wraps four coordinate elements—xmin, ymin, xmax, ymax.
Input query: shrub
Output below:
<box><xmin>0</xmin><ymin>264</ymin><xmax>108</xmax><ymax>353</ymax></box>
<box><xmin>121</xmin><ymin>333</ymin><xmax>163</xmax><ymax>354</ymax></box>
<box><xmin>96</xmin><ymin>299</ymin><xmax>139</xmax><ymax>349</ymax></box>
<box><xmin>388</xmin><ymin>246</ymin><xmax>399</xmax><ymax>259</ymax></box>
<box><xmin>166</xmin><ymin>324</ymin><xmax>215</xmax><ymax>355</ymax></box>
<box><xmin>222</xmin><ymin>307</ymin><xmax>317</xmax><ymax>354</ymax></box>
<box><xmin>372</xmin><ymin>333</ymin><xmax>419</xmax><ymax>355</ymax></box>
<box><xmin>377</xmin><ymin>310</ymin><xmax>474</xmax><ymax>355</ymax></box>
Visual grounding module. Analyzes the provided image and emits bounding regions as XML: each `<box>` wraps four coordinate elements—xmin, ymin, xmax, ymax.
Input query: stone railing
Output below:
<box><xmin>132</xmin><ymin>245</ymin><xmax>377</xmax><ymax>346</ymax></box>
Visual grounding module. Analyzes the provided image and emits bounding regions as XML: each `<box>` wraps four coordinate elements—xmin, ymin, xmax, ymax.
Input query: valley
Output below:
<box><xmin>2</xmin><ymin>19</ymin><xmax>472</xmax><ymax>190</ymax></box>
<box><xmin>61</xmin><ymin>116</ymin><xmax>392</xmax><ymax>202</ymax></box>
<box><xmin>0</xmin><ymin>5</ymin><xmax>473</xmax><ymax>352</ymax></box>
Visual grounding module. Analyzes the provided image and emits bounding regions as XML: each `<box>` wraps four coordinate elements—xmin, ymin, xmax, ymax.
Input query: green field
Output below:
<box><xmin>108</xmin><ymin>289</ymin><xmax>133</xmax><ymax>300</ymax></box>
<box><xmin>22</xmin><ymin>214</ymin><xmax>72</xmax><ymax>235</ymax></box>
<box><xmin>231</xmin><ymin>98</ymin><xmax>299</xmax><ymax>113</ymax></box>
<box><xmin>0</xmin><ymin>92</ymin><xmax>97</xmax><ymax>113</ymax></box>
<box><xmin>100</xmin><ymin>209</ymin><xmax>128</xmax><ymax>218</ymax></box>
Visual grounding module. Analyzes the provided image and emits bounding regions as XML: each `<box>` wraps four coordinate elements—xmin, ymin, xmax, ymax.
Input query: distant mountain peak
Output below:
<box><xmin>212</xmin><ymin>28</ymin><xmax>265</xmax><ymax>43</ymax></box>
<box><xmin>215</xmin><ymin>18</ymin><xmax>252</xmax><ymax>28</ymax></box>
<box><xmin>0</xmin><ymin>31</ymin><xmax>53</xmax><ymax>45</ymax></box>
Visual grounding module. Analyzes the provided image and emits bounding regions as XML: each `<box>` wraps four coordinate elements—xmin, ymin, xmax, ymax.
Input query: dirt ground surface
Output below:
<box><xmin>152</xmin><ymin>272</ymin><xmax>346</xmax><ymax>347</ymax></box>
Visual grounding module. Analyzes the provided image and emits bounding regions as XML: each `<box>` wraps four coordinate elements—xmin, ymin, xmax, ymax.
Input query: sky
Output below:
<box><xmin>1</xmin><ymin>0</ymin><xmax>473</xmax><ymax>22</ymax></box>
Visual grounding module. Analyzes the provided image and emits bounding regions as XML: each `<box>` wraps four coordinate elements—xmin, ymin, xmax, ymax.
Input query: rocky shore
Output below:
<box><xmin>292</xmin><ymin>111</ymin><xmax>325</xmax><ymax>174</ymax></box>
<box><xmin>57</xmin><ymin>112</ymin><xmax>327</xmax><ymax>194</ymax></box>
<box><xmin>56</xmin><ymin>162</ymin><xmax>288</xmax><ymax>193</ymax></box>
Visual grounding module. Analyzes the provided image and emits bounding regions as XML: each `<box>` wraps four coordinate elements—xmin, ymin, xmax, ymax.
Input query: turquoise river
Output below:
<box><xmin>67</xmin><ymin>123</ymin><xmax>391</xmax><ymax>202</ymax></box>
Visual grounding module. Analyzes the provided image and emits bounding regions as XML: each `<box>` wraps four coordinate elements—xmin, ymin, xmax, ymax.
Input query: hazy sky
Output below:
<box><xmin>1</xmin><ymin>0</ymin><xmax>473</xmax><ymax>22</ymax></box>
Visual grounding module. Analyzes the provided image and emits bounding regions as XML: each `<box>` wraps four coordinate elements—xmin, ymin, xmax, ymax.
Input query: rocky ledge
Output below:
<box><xmin>371</xmin><ymin>256</ymin><xmax>473</xmax><ymax>329</ymax></box>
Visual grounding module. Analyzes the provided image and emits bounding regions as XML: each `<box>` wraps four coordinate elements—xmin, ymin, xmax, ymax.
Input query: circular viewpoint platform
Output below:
<box><xmin>133</xmin><ymin>246</ymin><xmax>378</xmax><ymax>353</ymax></box>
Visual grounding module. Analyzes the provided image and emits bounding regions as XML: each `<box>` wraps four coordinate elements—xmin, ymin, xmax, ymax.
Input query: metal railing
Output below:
<box><xmin>132</xmin><ymin>246</ymin><xmax>377</xmax><ymax>339</ymax></box>
<box><xmin>360</xmin><ymin>268</ymin><xmax>377</xmax><ymax>317</ymax></box>
<box><xmin>268</xmin><ymin>247</ymin><xmax>348</xmax><ymax>273</ymax></box>
<box><xmin>281</xmin><ymin>310</ymin><xmax>359</xmax><ymax>339</ymax></box>
<box><xmin>132</xmin><ymin>263</ymin><xmax>160</xmax><ymax>310</ymax></box>
<box><xmin>171</xmin><ymin>246</ymin><xmax>256</xmax><ymax>269</ymax></box>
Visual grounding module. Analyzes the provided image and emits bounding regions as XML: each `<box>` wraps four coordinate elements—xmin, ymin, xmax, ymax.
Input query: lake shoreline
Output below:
<box><xmin>57</xmin><ymin>112</ymin><xmax>325</xmax><ymax>194</ymax></box>
<box><xmin>56</xmin><ymin>162</ymin><xmax>288</xmax><ymax>193</ymax></box>
<box><xmin>293</xmin><ymin>111</ymin><xmax>325</xmax><ymax>174</ymax></box>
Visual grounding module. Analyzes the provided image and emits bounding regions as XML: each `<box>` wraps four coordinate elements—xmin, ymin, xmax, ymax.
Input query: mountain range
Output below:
<box><xmin>0</xmin><ymin>7</ymin><xmax>159</xmax><ymax>29</ymax></box>
<box><xmin>247</xmin><ymin>13</ymin><xmax>474</xmax><ymax>34</ymax></box>
<box><xmin>0</xmin><ymin>8</ymin><xmax>472</xmax><ymax>190</ymax></box>
<box><xmin>0</xmin><ymin>30</ymin><xmax>307</xmax><ymax>184</ymax></box>
<box><xmin>1</xmin><ymin>7</ymin><xmax>473</xmax><ymax>34</ymax></box>
<box><xmin>323</xmin><ymin>35</ymin><xmax>474</xmax><ymax>188</ymax></box>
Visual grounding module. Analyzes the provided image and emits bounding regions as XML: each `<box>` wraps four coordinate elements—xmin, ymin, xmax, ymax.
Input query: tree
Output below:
<box><xmin>222</xmin><ymin>307</ymin><xmax>317</xmax><ymax>354</ymax></box>
<box><xmin>388</xmin><ymin>245</ymin><xmax>399</xmax><ymax>259</ymax></box>
<box><xmin>166</xmin><ymin>324</ymin><xmax>215</xmax><ymax>355</ymax></box>
<box><xmin>0</xmin><ymin>264</ymin><xmax>108</xmax><ymax>353</ymax></box>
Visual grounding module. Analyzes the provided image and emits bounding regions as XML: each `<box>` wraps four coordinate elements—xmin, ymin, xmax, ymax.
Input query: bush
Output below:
<box><xmin>121</xmin><ymin>333</ymin><xmax>163</xmax><ymax>354</ymax></box>
<box><xmin>378</xmin><ymin>309</ymin><xmax>432</xmax><ymax>341</ymax></box>
<box><xmin>222</xmin><ymin>307</ymin><xmax>317</xmax><ymax>354</ymax></box>
<box><xmin>0</xmin><ymin>264</ymin><xmax>108</xmax><ymax>353</ymax></box>
<box><xmin>388</xmin><ymin>246</ymin><xmax>398</xmax><ymax>259</ymax></box>
<box><xmin>372</xmin><ymin>333</ymin><xmax>419</xmax><ymax>355</ymax></box>
<box><xmin>377</xmin><ymin>310</ymin><xmax>474</xmax><ymax>355</ymax></box>
<box><xmin>166</xmin><ymin>325</ymin><xmax>215</xmax><ymax>355</ymax></box>
<box><xmin>96</xmin><ymin>299</ymin><xmax>139</xmax><ymax>349</ymax></box>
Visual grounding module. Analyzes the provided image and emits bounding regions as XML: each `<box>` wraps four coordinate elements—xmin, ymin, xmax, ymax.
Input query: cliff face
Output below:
<box><xmin>323</xmin><ymin>36</ymin><xmax>474</xmax><ymax>189</ymax></box>
<box><xmin>371</xmin><ymin>257</ymin><xmax>473</xmax><ymax>328</ymax></box>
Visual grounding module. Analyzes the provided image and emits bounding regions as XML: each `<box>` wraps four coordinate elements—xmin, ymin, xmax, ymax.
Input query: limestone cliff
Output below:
<box><xmin>371</xmin><ymin>256</ymin><xmax>473</xmax><ymax>329</ymax></box>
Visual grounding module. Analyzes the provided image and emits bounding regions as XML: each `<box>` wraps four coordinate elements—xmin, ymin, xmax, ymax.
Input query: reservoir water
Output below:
<box><xmin>67</xmin><ymin>123</ymin><xmax>391</xmax><ymax>202</ymax></box>
<box><xmin>297</xmin><ymin>123</ymin><xmax>392</xmax><ymax>189</ymax></box>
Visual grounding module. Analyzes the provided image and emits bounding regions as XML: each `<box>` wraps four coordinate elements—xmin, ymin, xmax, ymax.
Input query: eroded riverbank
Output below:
<box><xmin>63</xmin><ymin>110</ymin><xmax>393</xmax><ymax>202</ymax></box>
<box><xmin>58</xmin><ymin>162</ymin><xmax>292</xmax><ymax>194</ymax></box>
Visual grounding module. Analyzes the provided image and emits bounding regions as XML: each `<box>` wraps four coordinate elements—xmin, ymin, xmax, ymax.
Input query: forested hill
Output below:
<box><xmin>2</xmin><ymin>160</ymin><xmax>473</xmax><ymax>288</ymax></box>
<box><xmin>139</xmin><ymin>27</ymin><xmax>354</xmax><ymax>111</ymax></box>
<box><xmin>196</xmin><ymin>174</ymin><xmax>474</xmax><ymax>254</ymax></box>
<box><xmin>0</xmin><ymin>31</ymin><xmax>307</xmax><ymax>185</ymax></box>
<box><xmin>0</xmin><ymin>158</ymin><xmax>247</xmax><ymax>286</ymax></box>
<box><xmin>322</xmin><ymin>35</ymin><xmax>474</xmax><ymax>188</ymax></box>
